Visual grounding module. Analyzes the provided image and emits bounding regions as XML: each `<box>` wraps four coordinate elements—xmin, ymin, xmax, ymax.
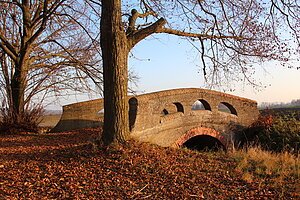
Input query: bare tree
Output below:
<box><xmin>99</xmin><ymin>0</ymin><xmax>299</xmax><ymax>145</ymax></box>
<box><xmin>0</xmin><ymin>0</ymin><xmax>101</xmax><ymax>130</ymax></box>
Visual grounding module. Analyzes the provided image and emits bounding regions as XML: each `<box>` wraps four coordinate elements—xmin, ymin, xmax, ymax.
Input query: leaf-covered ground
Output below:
<box><xmin>0</xmin><ymin>128</ymin><xmax>298</xmax><ymax>199</ymax></box>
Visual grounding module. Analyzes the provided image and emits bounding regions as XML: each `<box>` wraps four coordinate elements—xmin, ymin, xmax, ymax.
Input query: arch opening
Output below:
<box><xmin>161</xmin><ymin>109</ymin><xmax>169</xmax><ymax>115</ymax></box>
<box><xmin>182</xmin><ymin>135</ymin><xmax>225</xmax><ymax>152</ymax></box>
<box><xmin>218</xmin><ymin>102</ymin><xmax>237</xmax><ymax>115</ymax></box>
<box><xmin>162</xmin><ymin>103</ymin><xmax>184</xmax><ymax>115</ymax></box>
<box><xmin>192</xmin><ymin>99</ymin><xmax>211</xmax><ymax>111</ymax></box>
<box><xmin>129</xmin><ymin>97</ymin><xmax>138</xmax><ymax>131</ymax></box>
<box><xmin>174</xmin><ymin>102</ymin><xmax>184</xmax><ymax>113</ymax></box>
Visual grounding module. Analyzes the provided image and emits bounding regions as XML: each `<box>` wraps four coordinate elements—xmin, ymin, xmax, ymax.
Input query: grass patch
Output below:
<box><xmin>230</xmin><ymin>146</ymin><xmax>299</xmax><ymax>196</ymax></box>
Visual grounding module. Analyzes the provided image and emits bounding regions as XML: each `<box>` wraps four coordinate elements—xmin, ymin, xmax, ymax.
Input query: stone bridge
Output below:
<box><xmin>52</xmin><ymin>88</ymin><xmax>259</xmax><ymax>150</ymax></box>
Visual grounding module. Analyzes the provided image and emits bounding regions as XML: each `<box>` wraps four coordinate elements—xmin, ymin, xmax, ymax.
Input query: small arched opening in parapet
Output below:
<box><xmin>129</xmin><ymin>97</ymin><xmax>138</xmax><ymax>131</ymax></box>
<box><xmin>182</xmin><ymin>135</ymin><xmax>225</xmax><ymax>152</ymax></box>
<box><xmin>192</xmin><ymin>99</ymin><xmax>211</xmax><ymax>111</ymax></box>
<box><xmin>218</xmin><ymin>102</ymin><xmax>237</xmax><ymax>115</ymax></box>
<box><xmin>174</xmin><ymin>102</ymin><xmax>184</xmax><ymax>113</ymax></box>
<box><xmin>161</xmin><ymin>109</ymin><xmax>169</xmax><ymax>116</ymax></box>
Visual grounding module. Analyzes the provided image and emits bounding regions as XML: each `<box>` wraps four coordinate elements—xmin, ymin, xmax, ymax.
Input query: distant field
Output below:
<box><xmin>39</xmin><ymin>114</ymin><xmax>61</xmax><ymax>128</ymax></box>
<box><xmin>260</xmin><ymin>107</ymin><xmax>300</xmax><ymax>120</ymax></box>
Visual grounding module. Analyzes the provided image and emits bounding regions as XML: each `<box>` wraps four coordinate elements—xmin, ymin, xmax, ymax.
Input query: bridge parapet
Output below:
<box><xmin>51</xmin><ymin>98</ymin><xmax>104</xmax><ymax>132</ymax></box>
<box><xmin>129</xmin><ymin>88</ymin><xmax>258</xmax><ymax>147</ymax></box>
<box><xmin>52</xmin><ymin>88</ymin><xmax>259</xmax><ymax>149</ymax></box>
<box><xmin>130</xmin><ymin>88</ymin><xmax>257</xmax><ymax>129</ymax></box>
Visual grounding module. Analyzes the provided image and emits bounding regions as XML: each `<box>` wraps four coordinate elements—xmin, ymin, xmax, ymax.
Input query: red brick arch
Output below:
<box><xmin>174</xmin><ymin>127</ymin><xmax>226</xmax><ymax>147</ymax></box>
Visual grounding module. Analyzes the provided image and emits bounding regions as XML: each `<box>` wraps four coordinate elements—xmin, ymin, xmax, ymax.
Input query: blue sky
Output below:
<box><xmin>47</xmin><ymin>34</ymin><xmax>299</xmax><ymax>110</ymax></box>
<box><xmin>129</xmin><ymin>34</ymin><xmax>300</xmax><ymax>104</ymax></box>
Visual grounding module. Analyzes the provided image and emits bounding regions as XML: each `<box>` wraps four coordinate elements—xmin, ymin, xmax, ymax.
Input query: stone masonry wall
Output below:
<box><xmin>51</xmin><ymin>98</ymin><xmax>104</xmax><ymax>132</ymax></box>
<box><xmin>52</xmin><ymin>88</ymin><xmax>259</xmax><ymax>148</ymax></box>
<box><xmin>129</xmin><ymin>88</ymin><xmax>259</xmax><ymax>147</ymax></box>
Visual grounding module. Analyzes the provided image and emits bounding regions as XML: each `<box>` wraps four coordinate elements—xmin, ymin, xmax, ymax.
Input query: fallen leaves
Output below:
<box><xmin>0</xmin><ymin>128</ymin><xmax>298</xmax><ymax>199</ymax></box>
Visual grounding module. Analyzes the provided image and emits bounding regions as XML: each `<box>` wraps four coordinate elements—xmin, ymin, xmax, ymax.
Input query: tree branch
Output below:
<box><xmin>0</xmin><ymin>35</ymin><xmax>18</xmax><ymax>61</ymax></box>
<box><xmin>199</xmin><ymin>37</ymin><xmax>207</xmax><ymax>77</ymax></box>
<box><xmin>28</xmin><ymin>0</ymin><xmax>67</xmax><ymax>46</ymax></box>
<box><xmin>126</xmin><ymin>9</ymin><xmax>157</xmax><ymax>34</ymax></box>
<box><xmin>128</xmin><ymin>17</ymin><xmax>166</xmax><ymax>48</ymax></box>
<box><xmin>157</xmin><ymin>28</ymin><xmax>247</xmax><ymax>40</ymax></box>
<box><xmin>0</xmin><ymin>0</ymin><xmax>22</xmax><ymax>7</ymax></box>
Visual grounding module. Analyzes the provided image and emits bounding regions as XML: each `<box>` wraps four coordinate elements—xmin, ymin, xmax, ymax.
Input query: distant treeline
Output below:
<box><xmin>259</xmin><ymin>99</ymin><xmax>300</xmax><ymax>109</ymax></box>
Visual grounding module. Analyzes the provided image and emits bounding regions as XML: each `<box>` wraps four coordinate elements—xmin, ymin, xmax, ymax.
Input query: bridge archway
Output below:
<box><xmin>162</xmin><ymin>109</ymin><xmax>169</xmax><ymax>115</ymax></box>
<box><xmin>218</xmin><ymin>102</ymin><xmax>237</xmax><ymax>115</ymax></box>
<box><xmin>175</xmin><ymin>127</ymin><xmax>226</xmax><ymax>151</ymax></box>
<box><xmin>182</xmin><ymin>135</ymin><xmax>225</xmax><ymax>151</ymax></box>
<box><xmin>129</xmin><ymin>97</ymin><xmax>138</xmax><ymax>131</ymax></box>
<box><xmin>174</xmin><ymin>102</ymin><xmax>184</xmax><ymax>113</ymax></box>
<box><xmin>192</xmin><ymin>99</ymin><xmax>211</xmax><ymax>111</ymax></box>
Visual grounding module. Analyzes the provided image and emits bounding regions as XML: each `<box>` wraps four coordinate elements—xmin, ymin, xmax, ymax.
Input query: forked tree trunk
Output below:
<box><xmin>10</xmin><ymin>51</ymin><xmax>29</xmax><ymax>123</ymax></box>
<box><xmin>100</xmin><ymin>0</ymin><xmax>130</xmax><ymax>145</ymax></box>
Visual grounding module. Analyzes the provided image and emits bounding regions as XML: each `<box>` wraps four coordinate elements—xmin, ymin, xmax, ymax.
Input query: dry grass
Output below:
<box><xmin>39</xmin><ymin>114</ymin><xmax>61</xmax><ymax>128</ymax></box>
<box><xmin>230</xmin><ymin>146</ymin><xmax>299</xmax><ymax>194</ymax></box>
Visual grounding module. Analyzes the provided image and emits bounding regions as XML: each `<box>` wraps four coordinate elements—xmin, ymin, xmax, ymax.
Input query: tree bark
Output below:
<box><xmin>11</xmin><ymin>29</ymin><xmax>31</xmax><ymax>122</ymax></box>
<box><xmin>100</xmin><ymin>0</ymin><xmax>129</xmax><ymax>145</ymax></box>
<box><xmin>11</xmin><ymin>65</ymin><xmax>26</xmax><ymax>118</ymax></box>
<box><xmin>9</xmin><ymin>1</ymin><xmax>32</xmax><ymax>123</ymax></box>
<box><xmin>11</xmin><ymin>50</ymin><xmax>30</xmax><ymax>122</ymax></box>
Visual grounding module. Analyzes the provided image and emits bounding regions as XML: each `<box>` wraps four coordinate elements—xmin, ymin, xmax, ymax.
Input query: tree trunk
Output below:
<box><xmin>10</xmin><ymin>2</ymin><xmax>32</xmax><ymax>124</ymax></box>
<box><xmin>11</xmin><ymin>61</ymin><xmax>27</xmax><ymax>123</ymax></box>
<box><xmin>100</xmin><ymin>0</ymin><xmax>129</xmax><ymax>145</ymax></box>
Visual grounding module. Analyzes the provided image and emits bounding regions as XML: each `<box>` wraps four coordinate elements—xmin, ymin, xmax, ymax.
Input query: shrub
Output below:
<box><xmin>0</xmin><ymin>106</ymin><xmax>44</xmax><ymax>134</ymax></box>
<box><xmin>238</xmin><ymin>109</ymin><xmax>300</xmax><ymax>153</ymax></box>
<box><xmin>257</xmin><ymin>115</ymin><xmax>300</xmax><ymax>153</ymax></box>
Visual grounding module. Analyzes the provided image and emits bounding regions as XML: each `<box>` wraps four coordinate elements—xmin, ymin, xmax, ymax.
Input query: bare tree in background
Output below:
<box><xmin>98</xmin><ymin>0</ymin><xmax>299</xmax><ymax>145</ymax></box>
<box><xmin>0</xmin><ymin>0</ymin><xmax>101</xmax><ymax>131</ymax></box>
